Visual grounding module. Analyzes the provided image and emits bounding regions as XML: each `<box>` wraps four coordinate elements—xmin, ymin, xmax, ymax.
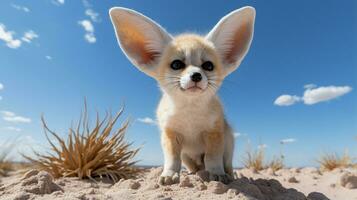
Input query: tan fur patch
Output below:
<box><xmin>203</xmin><ymin>119</ymin><xmax>225</xmax><ymax>155</ymax></box>
<box><xmin>162</xmin><ymin>128</ymin><xmax>182</xmax><ymax>156</ymax></box>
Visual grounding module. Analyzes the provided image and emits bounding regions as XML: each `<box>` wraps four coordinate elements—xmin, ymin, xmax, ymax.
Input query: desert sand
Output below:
<box><xmin>0</xmin><ymin>167</ymin><xmax>356</xmax><ymax>200</ymax></box>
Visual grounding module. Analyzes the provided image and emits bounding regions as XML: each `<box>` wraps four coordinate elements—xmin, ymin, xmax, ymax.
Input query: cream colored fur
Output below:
<box><xmin>109</xmin><ymin>6</ymin><xmax>255</xmax><ymax>185</ymax></box>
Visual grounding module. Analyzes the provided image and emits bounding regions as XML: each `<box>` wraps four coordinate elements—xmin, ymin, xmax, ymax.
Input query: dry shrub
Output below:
<box><xmin>24</xmin><ymin>105</ymin><xmax>143</xmax><ymax>182</ymax></box>
<box><xmin>243</xmin><ymin>147</ymin><xmax>265</xmax><ymax>171</ymax></box>
<box><xmin>0</xmin><ymin>142</ymin><xmax>14</xmax><ymax>176</ymax></box>
<box><xmin>267</xmin><ymin>157</ymin><xmax>284</xmax><ymax>172</ymax></box>
<box><xmin>317</xmin><ymin>152</ymin><xmax>353</xmax><ymax>171</ymax></box>
<box><xmin>242</xmin><ymin>145</ymin><xmax>285</xmax><ymax>172</ymax></box>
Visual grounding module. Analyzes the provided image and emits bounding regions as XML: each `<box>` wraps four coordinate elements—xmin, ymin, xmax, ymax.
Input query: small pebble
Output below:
<box><xmin>179</xmin><ymin>176</ymin><xmax>193</xmax><ymax>188</ymax></box>
<box><xmin>288</xmin><ymin>176</ymin><xmax>299</xmax><ymax>183</ymax></box>
<box><xmin>207</xmin><ymin>181</ymin><xmax>228</xmax><ymax>194</ymax></box>
<box><xmin>196</xmin><ymin>183</ymin><xmax>207</xmax><ymax>191</ymax></box>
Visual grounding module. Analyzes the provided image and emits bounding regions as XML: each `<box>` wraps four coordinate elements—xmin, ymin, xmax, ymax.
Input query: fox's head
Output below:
<box><xmin>109</xmin><ymin>7</ymin><xmax>255</xmax><ymax>98</ymax></box>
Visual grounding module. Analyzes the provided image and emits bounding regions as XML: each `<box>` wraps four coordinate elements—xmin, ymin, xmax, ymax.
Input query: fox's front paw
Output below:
<box><xmin>159</xmin><ymin>170</ymin><xmax>180</xmax><ymax>185</ymax></box>
<box><xmin>209</xmin><ymin>173</ymin><xmax>232</xmax><ymax>184</ymax></box>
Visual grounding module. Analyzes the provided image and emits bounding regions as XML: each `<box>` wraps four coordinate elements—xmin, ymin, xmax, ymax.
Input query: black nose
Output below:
<box><xmin>191</xmin><ymin>72</ymin><xmax>202</xmax><ymax>82</ymax></box>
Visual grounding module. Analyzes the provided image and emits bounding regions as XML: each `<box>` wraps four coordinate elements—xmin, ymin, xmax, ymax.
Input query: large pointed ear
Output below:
<box><xmin>109</xmin><ymin>7</ymin><xmax>172</xmax><ymax>77</ymax></box>
<box><xmin>206</xmin><ymin>6</ymin><xmax>255</xmax><ymax>76</ymax></box>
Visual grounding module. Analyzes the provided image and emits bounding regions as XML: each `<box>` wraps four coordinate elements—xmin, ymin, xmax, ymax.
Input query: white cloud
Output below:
<box><xmin>84</xmin><ymin>33</ymin><xmax>96</xmax><ymax>43</ymax></box>
<box><xmin>304</xmin><ymin>84</ymin><xmax>317</xmax><ymax>89</ymax></box>
<box><xmin>1</xmin><ymin>111</ymin><xmax>15</xmax><ymax>117</ymax></box>
<box><xmin>303</xmin><ymin>86</ymin><xmax>352</xmax><ymax>105</ymax></box>
<box><xmin>137</xmin><ymin>117</ymin><xmax>157</xmax><ymax>125</ymax></box>
<box><xmin>4</xmin><ymin>126</ymin><xmax>22</xmax><ymax>132</ymax></box>
<box><xmin>280</xmin><ymin>138</ymin><xmax>297</xmax><ymax>144</ymax></box>
<box><xmin>79</xmin><ymin>1</ymin><xmax>100</xmax><ymax>43</ymax></box>
<box><xmin>233</xmin><ymin>132</ymin><xmax>241</xmax><ymax>138</ymax></box>
<box><xmin>274</xmin><ymin>85</ymin><xmax>352</xmax><ymax>106</ymax></box>
<box><xmin>52</xmin><ymin>0</ymin><xmax>65</xmax><ymax>6</ymax></box>
<box><xmin>79</xmin><ymin>20</ymin><xmax>94</xmax><ymax>32</ymax></box>
<box><xmin>3</xmin><ymin>116</ymin><xmax>31</xmax><ymax>123</ymax></box>
<box><xmin>1</xmin><ymin>111</ymin><xmax>31</xmax><ymax>123</ymax></box>
<box><xmin>85</xmin><ymin>9</ymin><xmax>100</xmax><ymax>22</ymax></box>
<box><xmin>21</xmin><ymin>30</ymin><xmax>39</xmax><ymax>43</ymax></box>
<box><xmin>11</xmin><ymin>4</ymin><xmax>30</xmax><ymax>12</ymax></box>
<box><xmin>258</xmin><ymin>144</ymin><xmax>268</xmax><ymax>149</ymax></box>
<box><xmin>78</xmin><ymin>20</ymin><xmax>96</xmax><ymax>43</ymax></box>
<box><xmin>0</xmin><ymin>24</ymin><xmax>22</xmax><ymax>49</ymax></box>
<box><xmin>46</xmin><ymin>56</ymin><xmax>52</xmax><ymax>60</ymax></box>
<box><xmin>274</xmin><ymin>95</ymin><xmax>301</xmax><ymax>106</ymax></box>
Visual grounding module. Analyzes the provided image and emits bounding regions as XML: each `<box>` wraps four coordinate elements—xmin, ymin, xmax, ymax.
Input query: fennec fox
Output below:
<box><xmin>109</xmin><ymin>6</ymin><xmax>255</xmax><ymax>185</ymax></box>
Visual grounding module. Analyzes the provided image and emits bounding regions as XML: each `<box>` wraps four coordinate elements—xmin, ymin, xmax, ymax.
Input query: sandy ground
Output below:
<box><xmin>0</xmin><ymin>167</ymin><xmax>356</xmax><ymax>200</ymax></box>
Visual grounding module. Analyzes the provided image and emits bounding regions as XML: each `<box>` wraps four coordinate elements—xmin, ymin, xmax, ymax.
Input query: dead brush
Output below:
<box><xmin>267</xmin><ymin>157</ymin><xmax>284</xmax><ymax>172</ymax></box>
<box><xmin>0</xmin><ymin>141</ymin><xmax>15</xmax><ymax>176</ymax></box>
<box><xmin>24</xmin><ymin>105</ymin><xmax>143</xmax><ymax>182</ymax></box>
<box><xmin>317</xmin><ymin>151</ymin><xmax>353</xmax><ymax>171</ymax></box>
<box><xmin>242</xmin><ymin>146</ymin><xmax>265</xmax><ymax>171</ymax></box>
<box><xmin>242</xmin><ymin>145</ymin><xmax>285</xmax><ymax>172</ymax></box>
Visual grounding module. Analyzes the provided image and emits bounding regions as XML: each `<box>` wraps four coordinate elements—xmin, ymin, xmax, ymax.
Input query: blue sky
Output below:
<box><xmin>0</xmin><ymin>0</ymin><xmax>356</xmax><ymax>167</ymax></box>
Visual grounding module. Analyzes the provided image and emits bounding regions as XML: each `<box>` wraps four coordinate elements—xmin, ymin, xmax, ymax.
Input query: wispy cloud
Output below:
<box><xmin>78</xmin><ymin>0</ymin><xmax>100</xmax><ymax>43</ymax></box>
<box><xmin>274</xmin><ymin>84</ymin><xmax>352</xmax><ymax>106</ymax></box>
<box><xmin>233</xmin><ymin>132</ymin><xmax>241</xmax><ymax>138</ymax></box>
<box><xmin>21</xmin><ymin>30</ymin><xmax>39</xmax><ymax>43</ymax></box>
<box><xmin>52</xmin><ymin>0</ymin><xmax>65</xmax><ymax>6</ymax></box>
<box><xmin>78</xmin><ymin>20</ymin><xmax>96</xmax><ymax>43</ymax></box>
<box><xmin>137</xmin><ymin>117</ymin><xmax>157</xmax><ymax>125</ymax></box>
<box><xmin>3</xmin><ymin>126</ymin><xmax>22</xmax><ymax>132</ymax></box>
<box><xmin>11</xmin><ymin>4</ymin><xmax>30</xmax><ymax>12</ymax></box>
<box><xmin>258</xmin><ymin>144</ymin><xmax>268</xmax><ymax>149</ymax></box>
<box><xmin>85</xmin><ymin>9</ymin><xmax>100</xmax><ymax>22</ymax></box>
<box><xmin>280</xmin><ymin>138</ymin><xmax>297</xmax><ymax>144</ymax></box>
<box><xmin>233</xmin><ymin>132</ymin><xmax>248</xmax><ymax>139</ymax></box>
<box><xmin>1</xmin><ymin>111</ymin><xmax>31</xmax><ymax>123</ymax></box>
<box><xmin>0</xmin><ymin>83</ymin><xmax>3</xmax><ymax>100</ymax></box>
<box><xmin>0</xmin><ymin>24</ymin><xmax>39</xmax><ymax>49</ymax></box>
<box><xmin>46</xmin><ymin>56</ymin><xmax>52</xmax><ymax>60</ymax></box>
<box><xmin>82</xmin><ymin>0</ymin><xmax>91</xmax><ymax>7</ymax></box>
<box><xmin>1</xmin><ymin>111</ymin><xmax>15</xmax><ymax>117</ymax></box>
<box><xmin>0</xmin><ymin>24</ymin><xmax>22</xmax><ymax>49</ymax></box>
<box><xmin>304</xmin><ymin>84</ymin><xmax>316</xmax><ymax>89</ymax></box>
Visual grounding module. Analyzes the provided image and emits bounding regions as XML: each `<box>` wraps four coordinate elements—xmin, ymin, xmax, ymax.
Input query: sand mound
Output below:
<box><xmin>1</xmin><ymin>167</ymin><xmax>356</xmax><ymax>200</ymax></box>
<box><xmin>0</xmin><ymin>169</ymin><xmax>62</xmax><ymax>200</ymax></box>
<box><xmin>340</xmin><ymin>172</ymin><xmax>357</xmax><ymax>189</ymax></box>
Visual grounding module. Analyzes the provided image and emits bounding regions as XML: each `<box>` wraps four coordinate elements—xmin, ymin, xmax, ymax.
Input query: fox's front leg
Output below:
<box><xmin>159</xmin><ymin>128</ymin><xmax>182</xmax><ymax>185</ymax></box>
<box><xmin>204</xmin><ymin>130</ymin><xmax>231</xmax><ymax>184</ymax></box>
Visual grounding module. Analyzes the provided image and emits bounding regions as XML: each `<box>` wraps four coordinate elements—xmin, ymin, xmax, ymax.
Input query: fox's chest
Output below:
<box><xmin>157</xmin><ymin>97</ymin><xmax>221</xmax><ymax>146</ymax></box>
<box><xmin>160</xmin><ymin>106</ymin><xmax>216</xmax><ymax>153</ymax></box>
<box><xmin>165</xmin><ymin>108</ymin><xmax>215</xmax><ymax>135</ymax></box>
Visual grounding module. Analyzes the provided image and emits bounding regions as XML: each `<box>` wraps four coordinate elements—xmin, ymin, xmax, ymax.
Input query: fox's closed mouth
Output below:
<box><xmin>184</xmin><ymin>86</ymin><xmax>203</xmax><ymax>92</ymax></box>
<box><xmin>179</xmin><ymin>85</ymin><xmax>203</xmax><ymax>92</ymax></box>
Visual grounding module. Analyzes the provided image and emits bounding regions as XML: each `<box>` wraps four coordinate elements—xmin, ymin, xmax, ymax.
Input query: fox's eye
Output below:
<box><xmin>201</xmin><ymin>61</ymin><xmax>214</xmax><ymax>71</ymax></box>
<box><xmin>170</xmin><ymin>60</ymin><xmax>185</xmax><ymax>70</ymax></box>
